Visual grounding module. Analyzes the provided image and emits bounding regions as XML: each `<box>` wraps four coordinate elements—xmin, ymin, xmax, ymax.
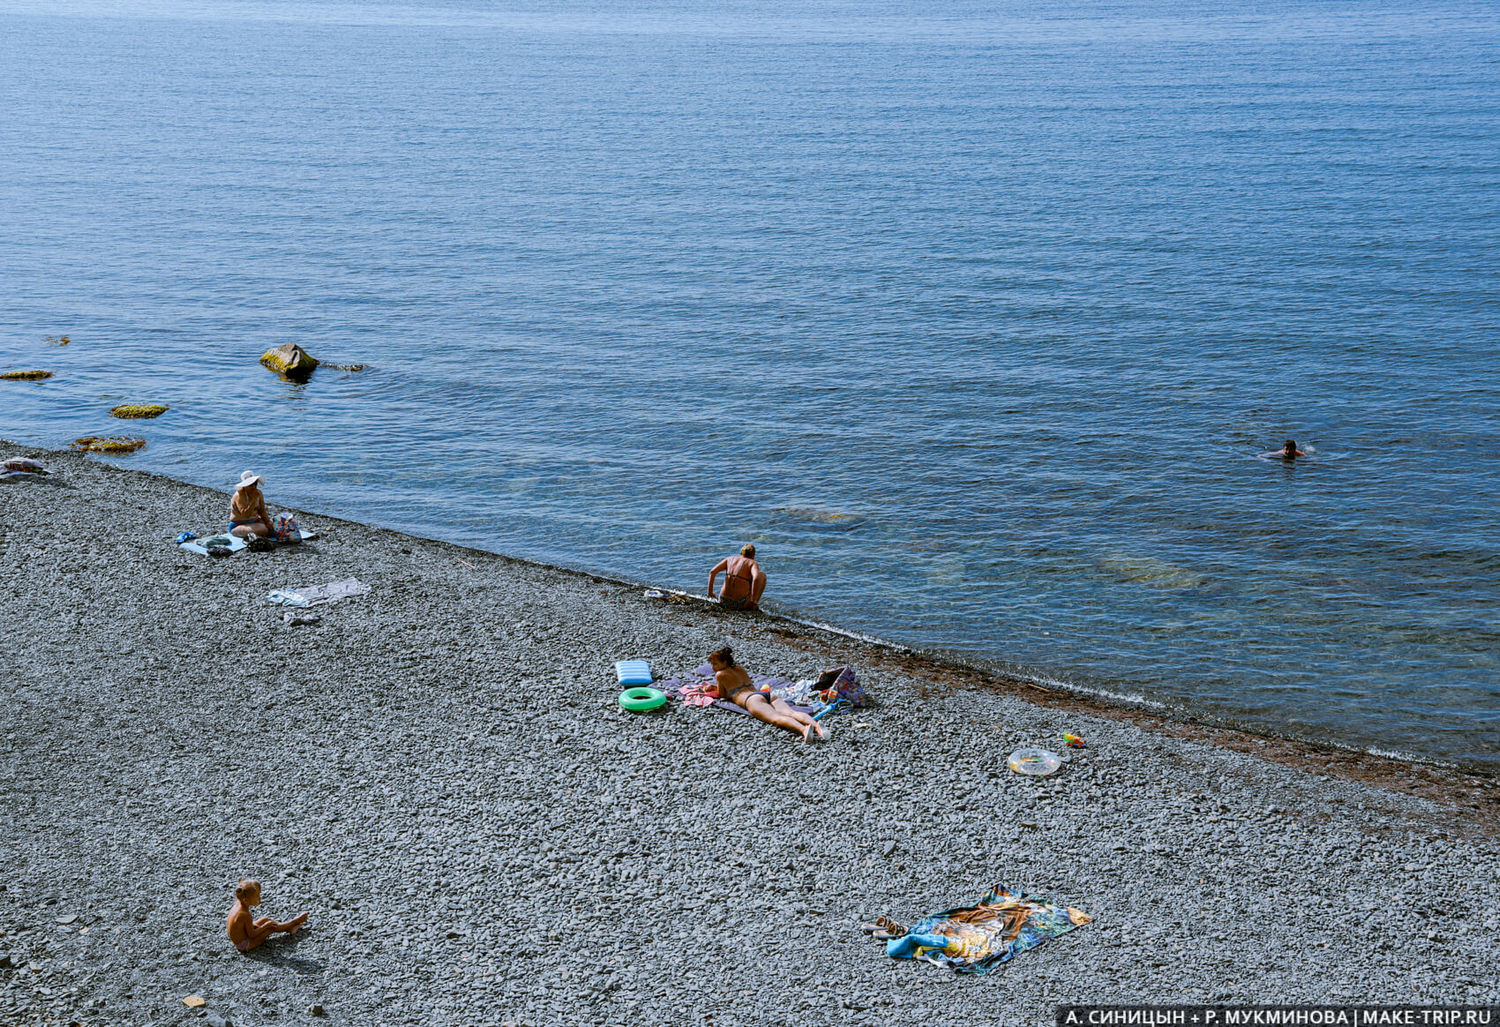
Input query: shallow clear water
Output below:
<box><xmin>3</xmin><ymin>0</ymin><xmax>1497</xmax><ymax>766</ymax></box>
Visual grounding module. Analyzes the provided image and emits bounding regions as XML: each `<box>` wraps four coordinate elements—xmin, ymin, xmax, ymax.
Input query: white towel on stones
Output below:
<box><xmin>264</xmin><ymin>578</ymin><xmax>369</xmax><ymax>608</ymax></box>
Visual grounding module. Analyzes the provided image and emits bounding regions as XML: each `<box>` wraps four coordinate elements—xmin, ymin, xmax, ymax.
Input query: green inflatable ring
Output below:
<box><xmin>619</xmin><ymin>686</ymin><xmax>668</xmax><ymax>712</ymax></box>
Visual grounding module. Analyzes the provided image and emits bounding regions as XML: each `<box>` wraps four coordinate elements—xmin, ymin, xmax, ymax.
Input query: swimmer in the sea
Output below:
<box><xmin>1263</xmin><ymin>439</ymin><xmax>1306</xmax><ymax>461</ymax></box>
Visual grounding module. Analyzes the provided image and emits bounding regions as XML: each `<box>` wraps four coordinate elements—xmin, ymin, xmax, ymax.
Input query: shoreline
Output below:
<box><xmin>7</xmin><ymin>437</ymin><xmax>1497</xmax><ymax>802</ymax></box>
<box><xmin>3</xmin><ymin>439</ymin><xmax>1498</xmax><ymax>1024</ymax></box>
<box><xmin>10</xmin><ymin>437</ymin><xmax>1496</xmax><ymax>797</ymax></box>
<box><xmin>589</xmin><ymin>575</ymin><xmax>1500</xmax><ymax>820</ymax></box>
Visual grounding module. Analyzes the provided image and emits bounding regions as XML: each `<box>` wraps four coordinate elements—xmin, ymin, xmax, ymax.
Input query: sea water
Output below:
<box><xmin>2</xmin><ymin>0</ymin><xmax>1496</xmax><ymax>767</ymax></box>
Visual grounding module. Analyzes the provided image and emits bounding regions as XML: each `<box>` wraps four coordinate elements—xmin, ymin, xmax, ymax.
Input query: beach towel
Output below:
<box><xmin>264</xmin><ymin>578</ymin><xmax>369</xmax><ymax>608</ymax></box>
<box><xmin>676</xmin><ymin>682</ymin><xmax>717</xmax><ymax>707</ymax></box>
<box><xmin>659</xmin><ymin>665</ymin><xmax>871</xmax><ymax>721</ymax></box>
<box><xmin>180</xmin><ymin>533</ymin><xmax>248</xmax><ymax>557</ymax></box>
<box><xmin>179</xmin><ymin>526</ymin><xmax>317</xmax><ymax>557</ymax></box>
<box><xmin>1</xmin><ymin>456</ymin><xmax>49</xmax><ymax>479</ymax></box>
<box><xmin>867</xmin><ymin>886</ymin><xmax>1092</xmax><ymax>974</ymax></box>
<box><xmin>657</xmin><ymin>665</ymin><xmax>817</xmax><ymax>717</ymax></box>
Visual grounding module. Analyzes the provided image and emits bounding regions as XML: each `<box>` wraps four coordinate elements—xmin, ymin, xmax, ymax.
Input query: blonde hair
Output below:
<box><xmin>234</xmin><ymin>879</ymin><xmax>260</xmax><ymax>901</ymax></box>
<box><xmin>740</xmin><ymin>544</ymin><xmax>755</xmax><ymax>558</ymax></box>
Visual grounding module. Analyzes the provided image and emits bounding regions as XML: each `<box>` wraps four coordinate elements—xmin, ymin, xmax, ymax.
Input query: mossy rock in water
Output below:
<box><xmin>1</xmin><ymin>370</ymin><xmax>53</xmax><ymax>380</ymax></box>
<box><xmin>44</xmin><ymin>335</ymin><xmax>70</xmax><ymax>346</ymax></box>
<box><xmin>324</xmin><ymin>362</ymin><xmax>368</xmax><ymax>372</ymax></box>
<box><xmin>109</xmin><ymin>403</ymin><xmax>169</xmax><ymax>419</ymax></box>
<box><xmin>1098</xmin><ymin>555</ymin><xmax>1208</xmax><ymax>590</ymax></box>
<box><xmin>778</xmin><ymin>506</ymin><xmax>865</xmax><ymax>527</ymax></box>
<box><xmin>260</xmin><ymin>342</ymin><xmax>319</xmax><ymax>382</ymax></box>
<box><xmin>72</xmin><ymin>436</ymin><xmax>147</xmax><ymax>455</ymax></box>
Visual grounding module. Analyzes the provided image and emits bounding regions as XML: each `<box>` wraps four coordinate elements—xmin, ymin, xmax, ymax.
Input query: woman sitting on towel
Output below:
<box><xmin>229</xmin><ymin>471</ymin><xmax>273</xmax><ymax>539</ymax></box>
<box><xmin>707</xmin><ymin>646</ymin><xmax>826</xmax><ymax>741</ymax></box>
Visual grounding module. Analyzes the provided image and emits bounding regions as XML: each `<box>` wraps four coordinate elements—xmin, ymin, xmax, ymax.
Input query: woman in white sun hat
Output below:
<box><xmin>228</xmin><ymin>471</ymin><xmax>273</xmax><ymax>539</ymax></box>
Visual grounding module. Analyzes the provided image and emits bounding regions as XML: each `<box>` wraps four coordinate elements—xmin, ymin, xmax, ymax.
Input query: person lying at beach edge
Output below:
<box><xmin>708</xmin><ymin>544</ymin><xmax>766</xmax><ymax>611</ymax></box>
<box><xmin>707</xmin><ymin>646</ymin><xmax>826</xmax><ymax>741</ymax></box>
<box><xmin>229</xmin><ymin>471</ymin><xmax>273</xmax><ymax>538</ymax></box>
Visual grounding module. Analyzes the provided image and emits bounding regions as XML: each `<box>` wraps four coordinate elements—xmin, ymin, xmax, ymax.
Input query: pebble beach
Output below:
<box><xmin>2</xmin><ymin>442</ymin><xmax>1497</xmax><ymax>1027</ymax></box>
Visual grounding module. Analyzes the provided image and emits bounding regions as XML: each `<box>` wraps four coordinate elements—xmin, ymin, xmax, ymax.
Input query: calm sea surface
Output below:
<box><xmin>3</xmin><ymin>0</ymin><xmax>1497</xmax><ymax>766</ymax></box>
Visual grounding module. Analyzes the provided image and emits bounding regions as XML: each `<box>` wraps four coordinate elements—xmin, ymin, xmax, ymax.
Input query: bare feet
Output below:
<box><xmin>287</xmin><ymin>913</ymin><xmax>309</xmax><ymax>934</ymax></box>
<box><xmin>800</xmin><ymin>719</ymin><xmax>828</xmax><ymax>742</ymax></box>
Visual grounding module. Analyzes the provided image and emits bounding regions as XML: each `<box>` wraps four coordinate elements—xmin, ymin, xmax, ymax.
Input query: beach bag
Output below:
<box><xmin>815</xmin><ymin>666</ymin><xmax>868</xmax><ymax>708</ymax></box>
<box><xmin>272</xmin><ymin>512</ymin><xmax>299</xmax><ymax>541</ymax></box>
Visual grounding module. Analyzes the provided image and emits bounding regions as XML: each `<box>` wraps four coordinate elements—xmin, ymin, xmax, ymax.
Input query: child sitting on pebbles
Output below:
<box><xmin>226</xmin><ymin>879</ymin><xmax>307</xmax><ymax>952</ymax></box>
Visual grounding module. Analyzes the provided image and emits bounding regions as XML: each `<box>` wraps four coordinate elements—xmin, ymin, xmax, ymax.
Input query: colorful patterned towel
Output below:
<box><xmin>1</xmin><ymin>456</ymin><xmax>49</xmax><ymax>478</ymax></box>
<box><xmin>867</xmin><ymin>886</ymin><xmax>1092</xmax><ymax>974</ymax></box>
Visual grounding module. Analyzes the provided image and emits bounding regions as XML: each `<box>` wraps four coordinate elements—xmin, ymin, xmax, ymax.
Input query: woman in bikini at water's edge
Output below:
<box><xmin>708</xmin><ymin>544</ymin><xmax>766</xmax><ymax>611</ymax></box>
<box><xmin>707</xmin><ymin>646</ymin><xmax>826</xmax><ymax>741</ymax></box>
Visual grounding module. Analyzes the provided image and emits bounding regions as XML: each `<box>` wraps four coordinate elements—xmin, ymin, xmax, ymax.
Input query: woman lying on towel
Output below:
<box><xmin>708</xmin><ymin>646</ymin><xmax>827</xmax><ymax>741</ymax></box>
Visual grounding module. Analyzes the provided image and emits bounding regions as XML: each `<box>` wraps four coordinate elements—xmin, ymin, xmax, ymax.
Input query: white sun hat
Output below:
<box><xmin>236</xmin><ymin>470</ymin><xmax>264</xmax><ymax>490</ymax></box>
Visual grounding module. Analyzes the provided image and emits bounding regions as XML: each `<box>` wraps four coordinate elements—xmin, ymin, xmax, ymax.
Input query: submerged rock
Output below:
<box><xmin>1</xmin><ymin>370</ymin><xmax>53</xmax><ymax>380</ymax></box>
<box><xmin>72</xmin><ymin>436</ymin><xmax>147</xmax><ymax>455</ymax></box>
<box><xmin>109</xmin><ymin>403</ymin><xmax>168</xmax><ymax>419</ymax></box>
<box><xmin>1098</xmin><ymin>555</ymin><xmax>1208</xmax><ymax>590</ymax></box>
<box><xmin>778</xmin><ymin>506</ymin><xmax>866</xmax><ymax>529</ymax></box>
<box><xmin>260</xmin><ymin>342</ymin><xmax>319</xmax><ymax>382</ymax></box>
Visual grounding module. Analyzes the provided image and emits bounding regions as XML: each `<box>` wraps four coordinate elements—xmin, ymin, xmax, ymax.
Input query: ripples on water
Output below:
<box><xmin>1</xmin><ymin>0</ymin><xmax>1496</xmax><ymax>766</ymax></box>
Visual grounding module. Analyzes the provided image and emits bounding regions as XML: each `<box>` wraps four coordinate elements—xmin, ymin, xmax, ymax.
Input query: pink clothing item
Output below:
<box><xmin>677</xmin><ymin>682</ymin><xmax>716</xmax><ymax>707</ymax></box>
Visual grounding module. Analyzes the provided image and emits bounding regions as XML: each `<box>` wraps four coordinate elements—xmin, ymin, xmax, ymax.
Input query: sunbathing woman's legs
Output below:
<box><xmin>741</xmin><ymin>694</ymin><xmax>826</xmax><ymax>740</ymax></box>
<box><xmin>230</xmin><ymin>520</ymin><xmax>271</xmax><ymax>539</ymax></box>
<box><xmin>772</xmin><ymin>697</ymin><xmax>827</xmax><ymax>741</ymax></box>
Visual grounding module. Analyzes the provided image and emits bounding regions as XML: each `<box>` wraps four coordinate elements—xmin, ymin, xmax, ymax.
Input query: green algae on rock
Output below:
<box><xmin>777</xmin><ymin>506</ymin><xmax>865</xmax><ymax>528</ymax></box>
<box><xmin>72</xmin><ymin>436</ymin><xmax>147</xmax><ymax>454</ymax></box>
<box><xmin>109</xmin><ymin>403</ymin><xmax>168</xmax><ymax>419</ymax></box>
<box><xmin>1</xmin><ymin>370</ymin><xmax>53</xmax><ymax>380</ymax></box>
<box><xmin>260</xmin><ymin>342</ymin><xmax>319</xmax><ymax>382</ymax></box>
